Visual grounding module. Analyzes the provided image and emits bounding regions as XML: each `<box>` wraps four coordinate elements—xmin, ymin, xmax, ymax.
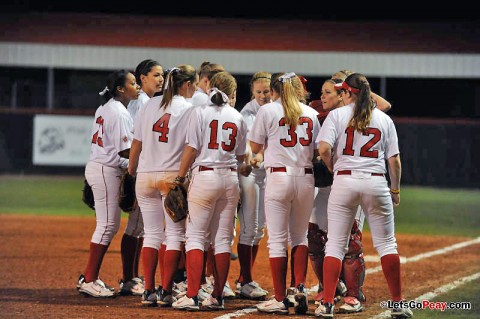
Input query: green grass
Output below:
<box><xmin>1</xmin><ymin>176</ymin><xmax>480</xmax><ymax>236</ymax></box>
<box><xmin>391</xmin><ymin>187</ymin><xmax>480</xmax><ymax>237</ymax></box>
<box><xmin>358</xmin><ymin>186</ymin><xmax>480</xmax><ymax>237</ymax></box>
<box><xmin>0</xmin><ymin>175</ymin><xmax>88</xmax><ymax>216</ymax></box>
<box><xmin>412</xmin><ymin>277</ymin><xmax>480</xmax><ymax>318</ymax></box>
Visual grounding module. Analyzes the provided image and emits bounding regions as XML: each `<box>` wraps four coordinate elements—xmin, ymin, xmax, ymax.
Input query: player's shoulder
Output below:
<box><xmin>226</xmin><ymin>105</ymin><xmax>243</xmax><ymax>119</ymax></box>
<box><xmin>258</xmin><ymin>100</ymin><xmax>279</xmax><ymax>114</ymax></box>
<box><xmin>301</xmin><ymin>102</ymin><xmax>318</xmax><ymax>117</ymax></box>
<box><xmin>106</xmin><ymin>99</ymin><xmax>126</xmax><ymax>114</ymax></box>
<box><xmin>240</xmin><ymin>100</ymin><xmax>258</xmax><ymax>115</ymax></box>
<box><xmin>331</xmin><ymin>103</ymin><xmax>353</xmax><ymax>116</ymax></box>
<box><xmin>144</xmin><ymin>95</ymin><xmax>162</xmax><ymax>109</ymax></box>
<box><xmin>137</xmin><ymin>91</ymin><xmax>150</xmax><ymax>105</ymax></box>
<box><xmin>191</xmin><ymin>91</ymin><xmax>208</xmax><ymax>106</ymax></box>
<box><xmin>373</xmin><ymin>107</ymin><xmax>394</xmax><ymax>123</ymax></box>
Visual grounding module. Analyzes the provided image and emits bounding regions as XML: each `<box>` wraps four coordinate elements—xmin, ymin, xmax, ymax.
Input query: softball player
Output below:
<box><xmin>78</xmin><ymin>70</ymin><xmax>139</xmax><ymax>298</ymax></box>
<box><xmin>250</xmin><ymin>72</ymin><xmax>320</xmax><ymax>315</ymax></box>
<box><xmin>315</xmin><ymin>73</ymin><xmax>411</xmax><ymax>319</ymax></box>
<box><xmin>235</xmin><ymin>71</ymin><xmax>271</xmax><ymax>300</ymax></box>
<box><xmin>310</xmin><ymin>78</ymin><xmax>363</xmax><ymax>311</ymax></box>
<box><xmin>190</xmin><ymin>61</ymin><xmax>225</xmax><ymax>107</ymax></box>
<box><xmin>311</xmin><ymin>70</ymin><xmax>393</xmax><ymax>313</ymax></box>
<box><xmin>119</xmin><ymin>59</ymin><xmax>164</xmax><ymax>296</ymax></box>
<box><xmin>188</xmin><ymin>61</ymin><xmax>237</xmax><ymax>299</ymax></box>
<box><xmin>172</xmin><ymin>71</ymin><xmax>247</xmax><ymax>311</ymax></box>
<box><xmin>128</xmin><ymin>65</ymin><xmax>198</xmax><ymax>307</ymax></box>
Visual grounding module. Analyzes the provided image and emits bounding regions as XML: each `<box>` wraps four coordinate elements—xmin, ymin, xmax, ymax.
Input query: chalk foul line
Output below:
<box><xmin>214</xmin><ymin>236</ymin><xmax>480</xmax><ymax>319</ymax></box>
<box><xmin>370</xmin><ymin>271</ymin><xmax>480</xmax><ymax>318</ymax></box>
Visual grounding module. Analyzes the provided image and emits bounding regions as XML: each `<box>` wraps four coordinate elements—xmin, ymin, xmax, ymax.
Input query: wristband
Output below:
<box><xmin>175</xmin><ymin>176</ymin><xmax>186</xmax><ymax>184</ymax></box>
<box><xmin>390</xmin><ymin>188</ymin><xmax>400</xmax><ymax>194</ymax></box>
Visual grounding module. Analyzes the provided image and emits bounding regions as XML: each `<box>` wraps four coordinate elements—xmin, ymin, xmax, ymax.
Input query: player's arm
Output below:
<box><xmin>249</xmin><ymin>140</ymin><xmax>263</xmax><ymax>155</ymax></box>
<box><xmin>371</xmin><ymin>92</ymin><xmax>392</xmax><ymax>112</ymax></box>
<box><xmin>127</xmin><ymin>139</ymin><xmax>142</xmax><ymax>176</ymax></box>
<box><xmin>118</xmin><ymin>149</ymin><xmax>130</xmax><ymax>159</ymax></box>
<box><xmin>238</xmin><ymin>144</ymin><xmax>253</xmax><ymax>177</ymax></box>
<box><xmin>249</xmin><ymin>141</ymin><xmax>264</xmax><ymax>168</ymax></box>
<box><xmin>250</xmin><ymin>149</ymin><xmax>264</xmax><ymax>168</ymax></box>
<box><xmin>177</xmin><ymin>145</ymin><xmax>198</xmax><ymax>179</ymax></box>
<box><xmin>387</xmin><ymin>154</ymin><xmax>402</xmax><ymax>206</ymax></box>
<box><xmin>318</xmin><ymin>141</ymin><xmax>333</xmax><ymax>173</ymax></box>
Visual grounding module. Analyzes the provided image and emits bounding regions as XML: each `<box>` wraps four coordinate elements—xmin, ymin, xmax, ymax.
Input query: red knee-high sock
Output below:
<box><xmin>186</xmin><ymin>249</ymin><xmax>204</xmax><ymax>298</ymax></box>
<box><xmin>237</xmin><ymin>243</ymin><xmax>252</xmax><ymax>284</ymax></box>
<box><xmin>162</xmin><ymin>250</ymin><xmax>182</xmax><ymax>292</ymax></box>
<box><xmin>269</xmin><ymin>257</ymin><xmax>288</xmax><ymax>301</ymax></box>
<box><xmin>213</xmin><ymin>252</ymin><xmax>231</xmax><ymax>298</ymax></box>
<box><xmin>206</xmin><ymin>245</ymin><xmax>215</xmax><ymax>277</ymax></box>
<box><xmin>293</xmin><ymin>245</ymin><xmax>308</xmax><ymax>287</ymax></box>
<box><xmin>381</xmin><ymin>254</ymin><xmax>402</xmax><ymax>301</ymax></box>
<box><xmin>121</xmin><ymin>234</ymin><xmax>137</xmax><ymax>282</ymax></box>
<box><xmin>157</xmin><ymin>244</ymin><xmax>166</xmax><ymax>286</ymax></box>
<box><xmin>134</xmin><ymin>237</ymin><xmax>143</xmax><ymax>278</ymax></box>
<box><xmin>84</xmin><ymin>242</ymin><xmax>109</xmax><ymax>283</ymax></box>
<box><xmin>142</xmin><ymin>247</ymin><xmax>158</xmax><ymax>291</ymax></box>
<box><xmin>323</xmin><ymin>256</ymin><xmax>342</xmax><ymax>304</ymax></box>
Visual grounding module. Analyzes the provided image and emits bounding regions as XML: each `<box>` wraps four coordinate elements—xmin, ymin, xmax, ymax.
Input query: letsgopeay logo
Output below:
<box><xmin>38</xmin><ymin>127</ymin><xmax>65</xmax><ymax>154</ymax></box>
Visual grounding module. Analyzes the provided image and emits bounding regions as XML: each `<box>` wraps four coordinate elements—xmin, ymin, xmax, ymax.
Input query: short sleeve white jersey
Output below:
<box><xmin>187</xmin><ymin>103</ymin><xmax>248</xmax><ymax>169</ymax></box>
<box><xmin>316</xmin><ymin>103</ymin><xmax>400</xmax><ymax>174</ymax></box>
<box><xmin>133</xmin><ymin>95</ymin><xmax>195</xmax><ymax>172</ymax></box>
<box><xmin>190</xmin><ymin>88</ymin><xmax>209</xmax><ymax>107</ymax></box>
<box><xmin>248</xmin><ymin>100</ymin><xmax>320</xmax><ymax>169</ymax></box>
<box><xmin>89</xmin><ymin>98</ymin><xmax>132</xmax><ymax>168</ymax></box>
<box><xmin>240</xmin><ymin>99</ymin><xmax>261</xmax><ymax>132</ymax></box>
<box><xmin>127</xmin><ymin>90</ymin><xmax>150</xmax><ymax>122</ymax></box>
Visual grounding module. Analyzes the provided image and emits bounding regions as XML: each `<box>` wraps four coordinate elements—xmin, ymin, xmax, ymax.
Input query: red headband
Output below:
<box><xmin>334</xmin><ymin>81</ymin><xmax>360</xmax><ymax>94</ymax></box>
<box><xmin>298</xmin><ymin>75</ymin><xmax>308</xmax><ymax>93</ymax></box>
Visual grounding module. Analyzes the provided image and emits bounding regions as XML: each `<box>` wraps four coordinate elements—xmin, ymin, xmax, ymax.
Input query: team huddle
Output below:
<box><xmin>77</xmin><ymin>60</ymin><xmax>412</xmax><ymax>319</ymax></box>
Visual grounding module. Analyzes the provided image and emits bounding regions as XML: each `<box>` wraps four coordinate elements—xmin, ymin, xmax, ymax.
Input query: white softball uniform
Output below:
<box><xmin>190</xmin><ymin>88</ymin><xmax>208</xmax><ymax>107</ymax></box>
<box><xmin>238</xmin><ymin>99</ymin><xmax>266</xmax><ymax>246</ymax></box>
<box><xmin>248</xmin><ymin>100</ymin><xmax>320</xmax><ymax>257</ymax></box>
<box><xmin>185</xmin><ymin>103</ymin><xmax>247</xmax><ymax>255</ymax></box>
<box><xmin>311</xmin><ymin>188</ymin><xmax>365</xmax><ymax>232</ymax></box>
<box><xmin>316</xmin><ymin>103</ymin><xmax>400</xmax><ymax>260</ymax></box>
<box><xmin>127</xmin><ymin>90</ymin><xmax>149</xmax><ymax>121</ymax></box>
<box><xmin>85</xmin><ymin>98</ymin><xmax>133</xmax><ymax>245</ymax></box>
<box><xmin>124</xmin><ymin>90</ymin><xmax>150</xmax><ymax>238</ymax></box>
<box><xmin>133</xmin><ymin>95</ymin><xmax>195</xmax><ymax>250</ymax></box>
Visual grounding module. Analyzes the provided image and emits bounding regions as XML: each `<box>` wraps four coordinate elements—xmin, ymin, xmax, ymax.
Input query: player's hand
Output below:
<box><xmin>168</xmin><ymin>176</ymin><xmax>187</xmax><ymax>190</ymax></box>
<box><xmin>250</xmin><ymin>153</ymin><xmax>263</xmax><ymax>168</ymax></box>
<box><xmin>391</xmin><ymin>193</ymin><xmax>400</xmax><ymax>206</ymax></box>
<box><xmin>239</xmin><ymin>163</ymin><xmax>252</xmax><ymax>177</ymax></box>
<box><xmin>127</xmin><ymin>167</ymin><xmax>136</xmax><ymax>177</ymax></box>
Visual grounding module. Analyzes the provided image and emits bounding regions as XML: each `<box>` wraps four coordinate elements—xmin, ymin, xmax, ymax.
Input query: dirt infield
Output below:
<box><xmin>1</xmin><ymin>215</ymin><xmax>478</xmax><ymax>319</ymax></box>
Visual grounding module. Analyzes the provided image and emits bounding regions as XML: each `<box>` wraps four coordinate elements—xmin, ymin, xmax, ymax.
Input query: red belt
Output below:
<box><xmin>337</xmin><ymin>170</ymin><xmax>384</xmax><ymax>177</ymax></box>
<box><xmin>198</xmin><ymin>165</ymin><xmax>237</xmax><ymax>172</ymax></box>
<box><xmin>270</xmin><ymin>167</ymin><xmax>313</xmax><ymax>174</ymax></box>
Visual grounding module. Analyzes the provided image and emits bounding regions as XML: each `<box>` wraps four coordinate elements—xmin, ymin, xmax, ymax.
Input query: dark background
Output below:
<box><xmin>2</xmin><ymin>1</ymin><xmax>479</xmax><ymax>118</ymax></box>
<box><xmin>1</xmin><ymin>0</ymin><xmax>479</xmax><ymax>187</ymax></box>
<box><xmin>3</xmin><ymin>0</ymin><xmax>479</xmax><ymax>21</ymax></box>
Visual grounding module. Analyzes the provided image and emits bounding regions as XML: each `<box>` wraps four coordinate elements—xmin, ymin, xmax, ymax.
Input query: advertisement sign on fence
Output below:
<box><xmin>33</xmin><ymin>115</ymin><xmax>93</xmax><ymax>166</ymax></box>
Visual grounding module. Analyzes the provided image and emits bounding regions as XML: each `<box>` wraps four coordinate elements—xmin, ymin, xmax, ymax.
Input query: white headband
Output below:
<box><xmin>279</xmin><ymin>72</ymin><xmax>296</xmax><ymax>83</ymax></box>
<box><xmin>208</xmin><ymin>87</ymin><xmax>229</xmax><ymax>105</ymax></box>
<box><xmin>98</xmin><ymin>86</ymin><xmax>109</xmax><ymax>96</ymax></box>
<box><xmin>164</xmin><ymin>67</ymin><xmax>181</xmax><ymax>91</ymax></box>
